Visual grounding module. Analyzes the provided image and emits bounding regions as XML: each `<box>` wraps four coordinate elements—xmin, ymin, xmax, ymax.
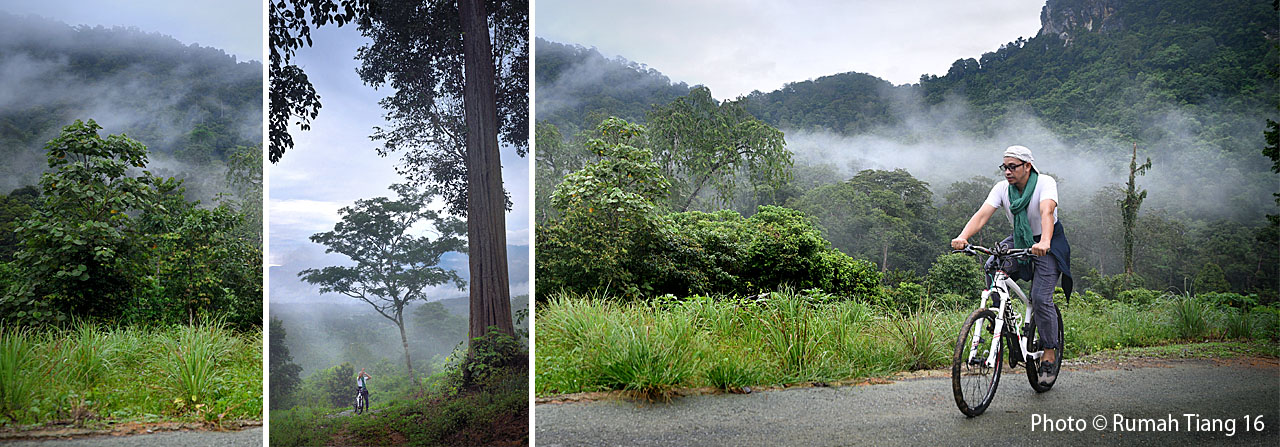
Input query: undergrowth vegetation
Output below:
<box><xmin>536</xmin><ymin>288</ymin><xmax>1280</xmax><ymax>397</ymax></box>
<box><xmin>269</xmin><ymin>329</ymin><xmax>528</xmax><ymax>447</ymax></box>
<box><xmin>0</xmin><ymin>322</ymin><xmax>261</xmax><ymax>426</ymax></box>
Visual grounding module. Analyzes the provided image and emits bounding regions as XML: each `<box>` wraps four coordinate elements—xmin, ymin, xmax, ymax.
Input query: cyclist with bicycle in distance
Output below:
<box><xmin>357</xmin><ymin>368</ymin><xmax>372</xmax><ymax>407</ymax></box>
<box><xmin>950</xmin><ymin>145</ymin><xmax>1072</xmax><ymax>386</ymax></box>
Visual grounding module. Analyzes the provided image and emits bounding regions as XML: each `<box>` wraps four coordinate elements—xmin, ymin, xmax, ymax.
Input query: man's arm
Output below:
<box><xmin>1031</xmin><ymin>199</ymin><xmax>1056</xmax><ymax>256</ymax></box>
<box><xmin>951</xmin><ymin>204</ymin><xmax>998</xmax><ymax>250</ymax></box>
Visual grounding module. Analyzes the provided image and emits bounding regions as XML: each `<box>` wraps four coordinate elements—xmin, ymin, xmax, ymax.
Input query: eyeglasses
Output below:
<box><xmin>998</xmin><ymin>162</ymin><xmax>1025</xmax><ymax>172</ymax></box>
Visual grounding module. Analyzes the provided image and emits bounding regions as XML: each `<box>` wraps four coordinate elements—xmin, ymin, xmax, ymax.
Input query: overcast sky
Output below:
<box><xmin>1</xmin><ymin>0</ymin><xmax>262</xmax><ymax>62</ymax></box>
<box><xmin>269</xmin><ymin>24</ymin><xmax>531</xmax><ymax>305</ymax></box>
<box><xmin>536</xmin><ymin>0</ymin><xmax>1045</xmax><ymax>98</ymax></box>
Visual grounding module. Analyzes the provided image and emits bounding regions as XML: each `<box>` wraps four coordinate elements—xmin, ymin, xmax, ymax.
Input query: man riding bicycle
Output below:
<box><xmin>357</xmin><ymin>368</ymin><xmax>372</xmax><ymax>407</ymax></box>
<box><xmin>950</xmin><ymin>145</ymin><xmax>1072</xmax><ymax>386</ymax></box>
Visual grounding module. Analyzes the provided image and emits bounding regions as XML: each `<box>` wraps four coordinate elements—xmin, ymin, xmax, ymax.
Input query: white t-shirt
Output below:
<box><xmin>983</xmin><ymin>174</ymin><xmax>1059</xmax><ymax>236</ymax></box>
<box><xmin>357</xmin><ymin>376</ymin><xmax>368</xmax><ymax>388</ymax></box>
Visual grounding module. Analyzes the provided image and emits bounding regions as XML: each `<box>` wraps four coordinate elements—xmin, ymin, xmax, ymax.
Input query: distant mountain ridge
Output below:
<box><xmin>0</xmin><ymin>12</ymin><xmax>262</xmax><ymax>192</ymax></box>
<box><xmin>534</xmin><ymin>38</ymin><xmax>692</xmax><ymax>133</ymax></box>
<box><xmin>538</xmin><ymin>0</ymin><xmax>1276</xmax><ymax>150</ymax></box>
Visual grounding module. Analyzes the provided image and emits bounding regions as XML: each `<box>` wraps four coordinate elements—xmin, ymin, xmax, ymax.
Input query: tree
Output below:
<box><xmin>788</xmin><ymin>169</ymin><xmax>939</xmax><ymax>274</ymax></box>
<box><xmin>299</xmin><ymin>184</ymin><xmax>467</xmax><ymax>376</ymax></box>
<box><xmin>645</xmin><ymin>86</ymin><xmax>791</xmax><ymax>211</ymax></box>
<box><xmin>535</xmin><ymin>118</ymin><xmax>670</xmax><ymax>299</ymax></box>
<box><xmin>269</xmin><ymin>317</ymin><xmax>303</xmax><ymax>409</ymax></box>
<box><xmin>1193</xmin><ymin>262</ymin><xmax>1230</xmax><ymax>294</ymax></box>
<box><xmin>13</xmin><ymin>120</ymin><xmax>162</xmax><ymax>320</ymax></box>
<box><xmin>271</xmin><ymin>0</ymin><xmax>527</xmax><ymax>342</ymax></box>
<box><xmin>0</xmin><ymin>186</ymin><xmax>38</xmax><ymax>263</ymax></box>
<box><xmin>1120</xmin><ymin>142</ymin><xmax>1152</xmax><ymax>276</ymax></box>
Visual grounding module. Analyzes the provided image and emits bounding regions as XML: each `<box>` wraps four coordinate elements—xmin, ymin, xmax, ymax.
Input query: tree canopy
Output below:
<box><xmin>299</xmin><ymin>183</ymin><xmax>467</xmax><ymax>375</ymax></box>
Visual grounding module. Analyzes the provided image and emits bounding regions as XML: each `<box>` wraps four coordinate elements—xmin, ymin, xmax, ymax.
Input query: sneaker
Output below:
<box><xmin>1038</xmin><ymin>360</ymin><xmax>1058</xmax><ymax>385</ymax></box>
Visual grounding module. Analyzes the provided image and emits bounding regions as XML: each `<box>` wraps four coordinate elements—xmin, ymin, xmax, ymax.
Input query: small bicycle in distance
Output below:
<box><xmin>354</xmin><ymin>386</ymin><xmax>368</xmax><ymax>415</ymax></box>
<box><xmin>951</xmin><ymin>244</ymin><xmax>1063</xmax><ymax>417</ymax></box>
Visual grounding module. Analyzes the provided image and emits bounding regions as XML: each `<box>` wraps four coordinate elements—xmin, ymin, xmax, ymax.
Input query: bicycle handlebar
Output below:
<box><xmin>952</xmin><ymin>244</ymin><xmax>1034</xmax><ymax>259</ymax></box>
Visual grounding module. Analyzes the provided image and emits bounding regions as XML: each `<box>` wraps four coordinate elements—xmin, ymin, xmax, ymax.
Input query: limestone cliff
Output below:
<box><xmin>1037</xmin><ymin>0</ymin><xmax>1123</xmax><ymax>45</ymax></box>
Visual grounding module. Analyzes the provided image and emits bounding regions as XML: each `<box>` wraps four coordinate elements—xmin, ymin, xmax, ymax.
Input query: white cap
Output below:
<box><xmin>1003</xmin><ymin>145</ymin><xmax>1037</xmax><ymax>172</ymax></box>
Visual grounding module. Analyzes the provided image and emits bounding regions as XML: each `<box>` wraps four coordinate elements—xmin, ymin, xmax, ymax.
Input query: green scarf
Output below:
<box><xmin>1008</xmin><ymin>171</ymin><xmax>1039</xmax><ymax>254</ymax></box>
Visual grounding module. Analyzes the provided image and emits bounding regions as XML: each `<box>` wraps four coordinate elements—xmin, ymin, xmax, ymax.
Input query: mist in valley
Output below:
<box><xmin>0</xmin><ymin>12</ymin><xmax>262</xmax><ymax>204</ymax></box>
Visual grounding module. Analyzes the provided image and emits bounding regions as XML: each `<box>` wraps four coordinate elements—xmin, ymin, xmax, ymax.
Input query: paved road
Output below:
<box><xmin>536</xmin><ymin>359</ymin><xmax>1279</xmax><ymax>446</ymax></box>
<box><xmin>4</xmin><ymin>427</ymin><xmax>262</xmax><ymax>447</ymax></box>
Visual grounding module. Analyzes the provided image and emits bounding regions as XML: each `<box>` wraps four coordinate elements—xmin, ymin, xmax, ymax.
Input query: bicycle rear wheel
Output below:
<box><xmin>1025</xmin><ymin>304</ymin><xmax>1064</xmax><ymax>392</ymax></box>
<box><xmin>952</xmin><ymin>308</ymin><xmax>1003</xmax><ymax>417</ymax></box>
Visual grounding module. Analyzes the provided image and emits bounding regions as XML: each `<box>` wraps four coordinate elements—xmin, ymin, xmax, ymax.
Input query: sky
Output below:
<box><xmin>1</xmin><ymin>0</ymin><xmax>262</xmax><ymax>62</ymax></box>
<box><xmin>269</xmin><ymin>24</ymin><xmax>532</xmax><ymax>305</ymax></box>
<box><xmin>536</xmin><ymin>0</ymin><xmax>1045</xmax><ymax>98</ymax></box>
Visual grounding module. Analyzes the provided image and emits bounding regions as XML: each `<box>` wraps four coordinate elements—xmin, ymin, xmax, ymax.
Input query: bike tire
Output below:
<box><xmin>1025</xmin><ymin>304</ymin><xmax>1064</xmax><ymax>392</ymax></box>
<box><xmin>355</xmin><ymin>393</ymin><xmax>365</xmax><ymax>415</ymax></box>
<box><xmin>952</xmin><ymin>308</ymin><xmax>1003</xmax><ymax>417</ymax></box>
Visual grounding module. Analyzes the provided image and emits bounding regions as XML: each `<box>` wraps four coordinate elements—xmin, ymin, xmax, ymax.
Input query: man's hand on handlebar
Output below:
<box><xmin>1031</xmin><ymin>240</ymin><xmax>1050</xmax><ymax>257</ymax></box>
<box><xmin>950</xmin><ymin>237</ymin><xmax>968</xmax><ymax>251</ymax></box>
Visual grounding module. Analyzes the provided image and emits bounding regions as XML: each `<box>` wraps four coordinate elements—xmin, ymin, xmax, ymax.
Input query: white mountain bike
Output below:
<box><xmin>951</xmin><ymin>244</ymin><xmax>1063</xmax><ymax>417</ymax></box>
<box><xmin>354</xmin><ymin>386</ymin><xmax>368</xmax><ymax>415</ymax></box>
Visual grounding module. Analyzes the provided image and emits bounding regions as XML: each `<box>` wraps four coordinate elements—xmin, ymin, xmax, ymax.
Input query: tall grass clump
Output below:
<box><xmin>1170</xmin><ymin>294</ymin><xmax>1211</xmax><ymax>339</ymax></box>
<box><xmin>54</xmin><ymin>321</ymin><xmax>116</xmax><ymax>389</ymax></box>
<box><xmin>1224</xmin><ymin>308</ymin><xmax>1254</xmax><ymax>340</ymax></box>
<box><xmin>756</xmin><ymin>289</ymin><xmax>834</xmax><ymax>381</ymax></box>
<box><xmin>594</xmin><ymin>316</ymin><xmax>702</xmax><ymax>399</ymax></box>
<box><xmin>884</xmin><ymin>307</ymin><xmax>952</xmax><ymax>370</ymax></box>
<box><xmin>162</xmin><ymin>323</ymin><xmax>235</xmax><ymax>410</ymax></box>
<box><xmin>0</xmin><ymin>327</ymin><xmax>40</xmax><ymax>422</ymax></box>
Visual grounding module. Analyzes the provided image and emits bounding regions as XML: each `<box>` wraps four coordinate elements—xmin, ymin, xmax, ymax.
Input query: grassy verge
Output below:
<box><xmin>536</xmin><ymin>289</ymin><xmax>1280</xmax><ymax>397</ymax></box>
<box><xmin>269</xmin><ymin>365</ymin><xmax>527</xmax><ymax>446</ymax></box>
<box><xmin>0</xmin><ymin>322</ymin><xmax>261</xmax><ymax>428</ymax></box>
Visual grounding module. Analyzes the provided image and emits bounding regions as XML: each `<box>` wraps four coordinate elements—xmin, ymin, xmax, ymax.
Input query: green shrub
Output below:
<box><xmin>1193</xmin><ymin>262</ymin><xmax>1231</xmax><ymax>294</ymax></box>
<box><xmin>462</xmin><ymin>327</ymin><xmax>524</xmax><ymax>388</ymax></box>
<box><xmin>925</xmin><ymin>253</ymin><xmax>984</xmax><ymax>299</ymax></box>
<box><xmin>1198</xmin><ymin>292</ymin><xmax>1258</xmax><ymax>309</ymax></box>
<box><xmin>302</xmin><ymin>362</ymin><xmax>355</xmax><ymax>408</ymax></box>
<box><xmin>885</xmin><ymin>282</ymin><xmax>927</xmax><ymax>310</ymax></box>
<box><xmin>1116</xmin><ymin>288</ymin><xmax>1165</xmax><ymax>306</ymax></box>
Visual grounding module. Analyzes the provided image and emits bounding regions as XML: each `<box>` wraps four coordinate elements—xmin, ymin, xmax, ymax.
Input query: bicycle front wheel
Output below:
<box><xmin>952</xmin><ymin>308</ymin><xmax>1003</xmax><ymax>417</ymax></box>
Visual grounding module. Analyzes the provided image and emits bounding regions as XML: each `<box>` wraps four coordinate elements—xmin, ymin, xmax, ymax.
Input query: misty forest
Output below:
<box><xmin>534</xmin><ymin>0</ymin><xmax>1280</xmax><ymax>397</ymax></box>
<box><xmin>268</xmin><ymin>0</ymin><xmax>529</xmax><ymax>445</ymax></box>
<box><xmin>0</xmin><ymin>13</ymin><xmax>264</xmax><ymax>428</ymax></box>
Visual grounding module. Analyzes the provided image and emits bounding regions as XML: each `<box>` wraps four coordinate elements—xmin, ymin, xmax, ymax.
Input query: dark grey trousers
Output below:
<box><xmin>989</xmin><ymin>235</ymin><xmax>1061</xmax><ymax>350</ymax></box>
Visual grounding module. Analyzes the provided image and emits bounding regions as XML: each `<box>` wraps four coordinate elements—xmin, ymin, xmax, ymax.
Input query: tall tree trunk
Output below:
<box><xmin>397</xmin><ymin>313</ymin><xmax>415</xmax><ymax>377</ymax></box>
<box><xmin>459</xmin><ymin>0</ymin><xmax>514</xmax><ymax>341</ymax></box>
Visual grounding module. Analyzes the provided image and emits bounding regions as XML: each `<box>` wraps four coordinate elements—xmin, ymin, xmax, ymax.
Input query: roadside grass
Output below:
<box><xmin>536</xmin><ymin>289</ymin><xmax>1280</xmax><ymax>397</ymax></box>
<box><xmin>0</xmin><ymin>322</ymin><xmax>261</xmax><ymax>427</ymax></box>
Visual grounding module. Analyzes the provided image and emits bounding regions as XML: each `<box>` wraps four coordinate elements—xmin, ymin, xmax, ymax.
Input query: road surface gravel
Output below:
<box><xmin>536</xmin><ymin>358</ymin><xmax>1278</xmax><ymax>446</ymax></box>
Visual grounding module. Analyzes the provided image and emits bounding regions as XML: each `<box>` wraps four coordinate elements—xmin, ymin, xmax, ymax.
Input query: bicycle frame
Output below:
<box><xmin>967</xmin><ymin>268</ymin><xmax>1041</xmax><ymax>369</ymax></box>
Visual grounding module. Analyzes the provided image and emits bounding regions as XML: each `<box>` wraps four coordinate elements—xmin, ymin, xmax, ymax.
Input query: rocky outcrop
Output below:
<box><xmin>1037</xmin><ymin>0</ymin><xmax>1123</xmax><ymax>45</ymax></box>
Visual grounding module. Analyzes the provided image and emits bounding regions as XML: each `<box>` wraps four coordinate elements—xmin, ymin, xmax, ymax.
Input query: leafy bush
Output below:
<box><xmin>462</xmin><ymin>327</ymin><xmax>524</xmax><ymax>388</ymax></box>
<box><xmin>301</xmin><ymin>362</ymin><xmax>355</xmax><ymax>409</ymax></box>
<box><xmin>1080</xmin><ymin>269</ymin><xmax>1144</xmax><ymax>301</ymax></box>
<box><xmin>925</xmin><ymin>253</ymin><xmax>984</xmax><ymax>299</ymax></box>
<box><xmin>1198</xmin><ymin>292</ymin><xmax>1259</xmax><ymax>309</ymax></box>
<box><xmin>1116</xmin><ymin>288</ymin><xmax>1165</xmax><ymax>306</ymax></box>
<box><xmin>1193</xmin><ymin>262</ymin><xmax>1231</xmax><ymax>294</ymax></box>
<box><xmin>884</xmin><ymin>282</ymin><xmax>927</xmax><ymax>310</ymax></box>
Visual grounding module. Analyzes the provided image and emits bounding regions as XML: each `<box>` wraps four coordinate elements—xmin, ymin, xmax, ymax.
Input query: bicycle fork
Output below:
<box><xmin>968</xmin><ymin>289</ymin><xmax>1005</xmax><ymax>369</ymax></box>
